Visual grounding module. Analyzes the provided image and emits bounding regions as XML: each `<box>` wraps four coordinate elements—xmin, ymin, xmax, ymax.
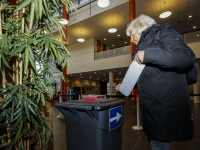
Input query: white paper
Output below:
<box><xmin>119</xmin><ymin>61</ymin><xmax>145</xmax><ymax>96</ymax></box>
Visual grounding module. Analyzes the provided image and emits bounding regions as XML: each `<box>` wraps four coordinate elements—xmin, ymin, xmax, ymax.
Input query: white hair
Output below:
<box><xmin>126</xmin><ymin>14</ymin><xmax>156</xmax><ymax>36</ymax></box>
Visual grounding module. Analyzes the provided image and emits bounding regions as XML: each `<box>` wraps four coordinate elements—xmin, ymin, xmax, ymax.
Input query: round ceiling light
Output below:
<box><xmin>59</xmin><ymin>19</ymin><xmax>68</xmax><ymax>25</ymax></box>
<box><xmin>97</xmin><ymin>0</ymin><xmax>110</xmax><ymax>8</ymax></box>
<box><xmin>108</xmin><ymin>28</ymin><xmax>117</xmax><ymax>33</ymax></box>
<box><xmin>77</xmin><ymin>38</ymin><xmax>85</xmax><ymax>42</ymax></box>
<box><xmin>159</xmin><ymin>11</ymin><xmax>172</xmax><ymax>18</ymax></box>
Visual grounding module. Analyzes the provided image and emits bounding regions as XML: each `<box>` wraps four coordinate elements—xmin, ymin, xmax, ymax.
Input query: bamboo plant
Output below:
<box><xmin>0</xmin><ymin>0</ymin><xmax>75</xmax><ymax>149</ymax></box>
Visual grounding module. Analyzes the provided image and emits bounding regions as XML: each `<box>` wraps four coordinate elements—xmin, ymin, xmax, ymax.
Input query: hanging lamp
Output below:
<box><xmin>77</xmin><ymin>31</ymin><xmax>85</xmax><ymax>42</ymax></box>
<box><xmin>159</xmin><ymin>2</ymin><xmax>172</xmax><ymax>18</ymax></box>
<box><xmin>97</xmin><ymin>0</ymin><xmax>110</xmax><ymax>8</ymax></box>
<box><xmin>108</xmin><ymin>20</ymin><xmax>117</xmax><ymax>33</ymax></box>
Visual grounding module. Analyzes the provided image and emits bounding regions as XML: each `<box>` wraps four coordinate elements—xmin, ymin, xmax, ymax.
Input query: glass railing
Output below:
<box><xmin>95</xmin><ymin>45</ymin><xmax>131</xmax><ymax>60</ymax></box>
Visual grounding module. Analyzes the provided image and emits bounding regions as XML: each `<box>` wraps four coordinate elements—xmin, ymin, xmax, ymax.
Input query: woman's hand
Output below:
<box><xmin>116</xmin><ymin>83</ymin><xmax>121</xmax><ymax>91</ymax></box>
<box><xmin>134</xmin><ymin>50</ymin><xmax>144</xmax><ymax>64</ymax></box>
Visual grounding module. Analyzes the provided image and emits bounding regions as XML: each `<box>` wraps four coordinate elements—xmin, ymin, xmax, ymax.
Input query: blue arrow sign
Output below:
<box><xmin>109</xmin><ymin>105</ymin><xmax>122</xmax><ymax>131</ymax></box>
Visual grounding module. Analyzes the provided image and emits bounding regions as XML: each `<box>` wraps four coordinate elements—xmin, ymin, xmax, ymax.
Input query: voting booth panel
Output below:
<box><xmin>54</xmin><ymin>99</ymin><xmax>125</xmax><ymax>150</ymax></box>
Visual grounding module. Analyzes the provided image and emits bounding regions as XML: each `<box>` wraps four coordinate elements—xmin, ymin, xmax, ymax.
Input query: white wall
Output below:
<box><xmin>188</xmin><ymin>42</ymin><xmax>200</xmax><ymax>58</ymax></box>
<box><xmin>68</xmin><ymin>38</ymin><xmax>131</xmax><ymax>74</ymax></box>
<box><xmin>68</xmin><ymin>0</ymin><xmax>129</xmax><ymax>26</ymax></box>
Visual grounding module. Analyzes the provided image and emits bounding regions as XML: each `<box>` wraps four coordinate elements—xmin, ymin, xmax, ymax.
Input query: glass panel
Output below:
<box><xmin>115</xmin><ymin>47</ymin><xmax>126</xmax><ymax>56</ymax></box>
<box><xmin>95</xmin><ymin>51</ymin><xmax>105</xmax><ymax>60</ymax></box>
<box><xmin>80</xmin><ymin>0</ymin><xmax>88</xmax><ymax>5</ymax></box>
<box><xmin>106</xmin><ymin>49</ymin><xmax>115</xmax><ymax>58</ymax></box>
<box><xmin>184</xmin><ymin>31</ymin><xmax>200</xmax><ymax>44</ymax></box>
<box><xmin>126</xmin><ymin>46</ymin><xmax>131</xmax><ymax>54</ymax></box>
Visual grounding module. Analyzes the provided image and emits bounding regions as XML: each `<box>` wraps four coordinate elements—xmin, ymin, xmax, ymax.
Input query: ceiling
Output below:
<box><xmin>53</xmin><ymin>0</ymin><xmax>200</xmax><ymax>82</ymax></box>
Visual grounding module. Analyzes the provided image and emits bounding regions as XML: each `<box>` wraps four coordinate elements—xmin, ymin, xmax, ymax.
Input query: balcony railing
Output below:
<box><xmin>95</xmin><ymin>46</ymin><xmax>131</xmax><ymax>60</ymax></box>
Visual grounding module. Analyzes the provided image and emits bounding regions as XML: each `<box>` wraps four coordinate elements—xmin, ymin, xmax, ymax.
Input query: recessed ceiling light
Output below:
<box><xmin>112</xmin><ymin>45</ymin><xmax>114</xmax><ymax>46</ymax></box>
<box><xmin>159</xmin><ymin>11</ymin><xmax>172</xmax><ymax>18</ymax></box>
<box><xmin>98</xmin><ymin>77</ymin><xmax>100</xmax><ymax>78</ymax></box>
<box><xmin>119</xmin><ymin>73</ymin><xmax>121</xmax><ymax>74</ymax></box>
<box><xmin>103</xmin><ymin>80</ymin><xmax>104</xmax><ymax>81</ymax></box>
<box><xmin>81</xmin><ymin>77</ymin><xmax>82</xmax><ymax>78</ymax></box>
<box><xmin>125</xmin><ymin>42</ymin><xmax>127</xmax><ymax>44</ymax></box>
<box><xmin>94</xmin><ymin>72</ymin><xmax>96</xmax><ymax>74</ymax></box>
<box><xmin>189</xmin><ymin>15</ymin><xmax>192</xmax><ymax>18</ymax></box>
<box><xmin>70</xmin><ymin>75</ymin><xmax>72</xmax><ymax>76</ymax></box>
<box><xmin>97</xmin><ymin>79</ymin><xmax>98</xmax><ymax>80</ymax></box>
<box><xmin>58</xmin><ymin>19</ymin><xmax>68</xmax><ymax>25</ymax></box>
<box><xmin>90</xmin><ymin>76</ymin><xmax>92</xmax><ymax>77</ymax></box>
<box><xmin>197</xmin><ymin>34</ymin><xmax>199</xmax><ymax>36</ymax></box>
<box><xmin>193</xmin><ymin>26</ymin><xmax>196</xmax><ymax>28</ymax></box>
<box><xmin>104</xmin><ymin>38</ymin><xmax>106</xmax><ymax>40</ymax></box>
<box><xmin>80</xmin><ymin>74</ymin><xmax>81</xmax><ymax>75</ymax></box>
<box><xmin>77</xmin><ymin>38</ymin><xmax>85</xmax><ymax>42</ymax></box>
<box><xmin>118</xmin><ymin>34</ymin><xmax>120</xmax><ymax>36</ymax></box>
<box><xmin>97</xmin><ymin>0</ymin><xmax>110</xmax><ymax>8</ymax></box>
<box><xmin>108</xmin><ymin>28</ymin><xmax>117</xmax><ymax>33</ymax></box>
<box><xmin>103</xmin><ymin>74</ymin><xmax>105</xmax><ymax>76</ymax></box>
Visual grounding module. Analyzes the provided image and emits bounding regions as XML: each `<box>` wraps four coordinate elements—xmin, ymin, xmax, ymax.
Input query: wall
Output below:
<box><xmin>68</xmin><ymin>38</ymin><xmax>131</xmax><ymax>74</ymax></box>
<box><xmin>187</xmin><ymin>42</ymin><xmax>200</xmax><ymax>58</ymax></box>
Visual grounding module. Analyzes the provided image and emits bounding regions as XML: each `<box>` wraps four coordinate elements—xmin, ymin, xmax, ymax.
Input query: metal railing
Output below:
<box><xmin>95</xmin><ymin>45</ymin><xmax>131</xmax><ymax>60</ymax></box>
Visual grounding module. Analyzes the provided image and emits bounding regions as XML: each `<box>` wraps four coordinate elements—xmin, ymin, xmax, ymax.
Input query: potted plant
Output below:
<box><xmin>0</xmin><ymin>0</ymin><xmax>74</xmax><ymax>149</ymax></box>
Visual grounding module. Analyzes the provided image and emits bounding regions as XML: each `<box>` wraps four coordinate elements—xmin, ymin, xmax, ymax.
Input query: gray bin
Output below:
<box><xmin>54</xmin><ymin>98</ymin><xmax>125</xmax><ymax>150</ymax></box>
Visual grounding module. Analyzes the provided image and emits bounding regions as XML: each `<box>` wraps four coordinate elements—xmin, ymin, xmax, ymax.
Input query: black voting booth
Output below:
<box><xmin>54</xmin><ymin>98</ymin><xmax>125</xmax><ymax>150</ymax></box>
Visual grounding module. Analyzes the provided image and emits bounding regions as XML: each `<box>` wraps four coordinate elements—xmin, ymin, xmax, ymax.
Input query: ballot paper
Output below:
<box><xmin>119</xmin><ymin>61</ymin><xmax>145</xmax><ymax>96</ymax></box>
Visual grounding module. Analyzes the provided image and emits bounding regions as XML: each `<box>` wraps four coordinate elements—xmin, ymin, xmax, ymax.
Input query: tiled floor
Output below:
<box><xmin>53</xmin><ymin>98</ymin><xmax>200</xmax><ymax>150</ymax></box>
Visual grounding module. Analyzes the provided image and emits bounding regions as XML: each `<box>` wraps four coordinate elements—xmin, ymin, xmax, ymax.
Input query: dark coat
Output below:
<box><xmin>133</xmin><ymin>21</ymin><xmax>195</xmax><ymax>142</ymax></box>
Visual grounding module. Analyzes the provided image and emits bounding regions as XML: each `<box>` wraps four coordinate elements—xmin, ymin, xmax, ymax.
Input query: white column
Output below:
<box><xmin>109</xmin><ymin>71</ymin><xmax>113</xmax><ymax>83</ymax></box>
<box><xmin>193</xmin><ymin>62</ymin><xmax>200</xmax><ymax>103</ymax></box>
<box><xmin>109</xmin><ymin>71</ymin><xmax>114</xmax><ymax>95</ymax></box>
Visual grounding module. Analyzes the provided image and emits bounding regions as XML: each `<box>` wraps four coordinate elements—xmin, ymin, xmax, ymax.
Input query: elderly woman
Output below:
<box><xmin>116</xmin><ymin>14</ymin><xmax>195</xmax><ymax>150</ymax></box>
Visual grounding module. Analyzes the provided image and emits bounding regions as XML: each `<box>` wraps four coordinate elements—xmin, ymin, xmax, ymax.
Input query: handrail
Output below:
<box><xmin>95</xmin><ymin>45</ymin><xmax>131</xmax><ymax>60</ymax></box>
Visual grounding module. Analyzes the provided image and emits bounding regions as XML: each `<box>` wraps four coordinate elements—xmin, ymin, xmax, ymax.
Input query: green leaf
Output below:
<box><xmin>50</xmin><ymin>42</ymin><xmax>58</xmax><ymax>58</ymax></box>
<box><xmin>11</xmin><ymin>41</ymin><xmax>25</xmax><ymax>47</ymax></box>
<box><xmin>1</xmin><ymin>52</ymin><xmax>11</xmax><ymax>69</ymax></box>
<box><xmin>12</xmin><ymin>112</ymin><xmax>21</xmax><ymax>123</ymax></box>
<box><xmin>14</xmin><ymin>120</ymin><xmax>23</xmax><ymax>143</ymax></box>
<box><xmin>45</xmin><ymin>41</ymin><xmax>49</xmax><ymax>53</ymax></box>
<box><xmin>41</xmin><ymin>93</ymin><xmax>45</xmax><ymax>106</ymax></box>
<box><xmin>39</xmin><ymin>0</ymin><xmax>43</xmax><ymax>19</ymax></box>
<box><xmin>46</xmin><ymin>76</ymin><xmax>57</xmax><ymax>85</ymax></box>
<box><xmin>29</xmin><ymin>2</ymin><xmax>35</xmax><ymax>29</ymax></box>
<box><xmin>37</xmin><ymin>92</ymin><xmax>40</xmax><ymax>104</ymax></box>
<box><xmin>11</xmin><ymin>100</ymin><xmax>14</xmax><ymax>122</ymax></box>
<box><xmin>24</xmin><ymin>48</ymin><xmax>29</xmax><ymax>73</ymax></box>
<box><xmin>29</xmin><ymin>56</ymin><xmax>37</xmax><ymax>72</ymax></box>
<box><xmin>27</xmin><ymin>44</ymin><xmax>35</xmax><ymax>62</ymax></box>
<box><xmin>34</xmin><ymin>0</ymin><xmax>39</xmax><ymax>23</ymax></box>
<box><xmin>14</xmin><ymin>108</ymin><xmax>21</xmax><ymax>116</ymax></box>
<box><xmin>1</xmin><ymin>96</ymin><xmax>13</xmax><ymax>109</ymax></box>
<box><xmin>11</xmin><ymin>44</ymin><xmax>26</xmax><ymax>55</ymax></box>
<box><xmin>28</xmin><ymin>103</ymin><xmax>37</xmax><ymax>116</ymax></box>
<box><xmin>7</xmin><ymin>118</ymin><xmax>21</xmax><ymax>135</ymax></box>
<box><xmin>15</xmin><ymin>0</ymin><xmax>32</xmax><ymax>12</ymax></box>
<box><xmin>25</xmin><ymin>96</ymin><xmax>38</xmax><ymax>108</ymax></box>
<box><xmin>24</xmin><ymin>100</ymin><xmax>30</xmax><ymax>121</ymax></box>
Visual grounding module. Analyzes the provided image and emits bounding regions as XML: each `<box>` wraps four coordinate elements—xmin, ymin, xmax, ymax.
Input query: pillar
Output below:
<box><xmin>109</xmin><ymin>71</ymin><xmax>114</xmax><ymax>83</ymax></box>
<box><xmin>61</xmin><ymin>4</ymin><xmax>68</xmax><ymax>99</ymax></box>
<box><xmin>109</xmin><ymin>71</ymin><xmax>114</xmax><ymax>95</ymax></box>
<box><xmin>129</xmin><ymin>0</ymin><xmax>138</xmax><ymax>100</ymax></box>
<box><xmin>193</xmin><ymin>62</ymin><xmax>200</xmax><ymax>103</ymax></box>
